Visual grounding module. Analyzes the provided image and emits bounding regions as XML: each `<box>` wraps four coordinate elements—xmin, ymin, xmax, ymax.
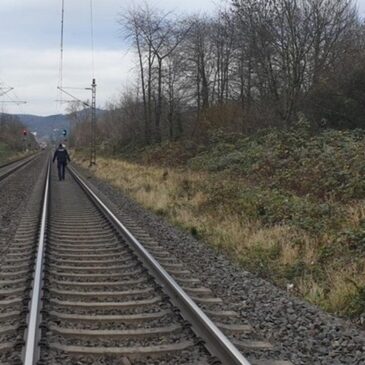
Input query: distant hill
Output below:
<box><xmin>16</xmin><ymin>109</ymin><xmax>104</xmax><ymax>140</ymax></box>
<box><xmin>16</xmin><ymin>114</ymin><xmax>70</xmax><ymax>140</ymax></box>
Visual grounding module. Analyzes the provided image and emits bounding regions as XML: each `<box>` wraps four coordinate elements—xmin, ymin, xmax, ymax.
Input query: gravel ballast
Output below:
<box><xmin>0</xmin><ymin>154</ymin><xmax>46</xmax><ymax>252</ymax></box>
<box><xmin>74</xmin><ymin>164</ymin><xmax>365</xmax><ymax>365</ymax></box>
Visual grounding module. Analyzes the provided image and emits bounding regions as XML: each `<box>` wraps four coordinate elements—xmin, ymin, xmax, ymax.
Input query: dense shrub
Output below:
<box><xmin>203</xmin><ymin>180</ymin><xmax>344</xmax><ymax>234</ymax></box>
<box><xmin>190</xmin><ymin>123</ymin><xmax>365</xmax><ymax>201</ymax></box>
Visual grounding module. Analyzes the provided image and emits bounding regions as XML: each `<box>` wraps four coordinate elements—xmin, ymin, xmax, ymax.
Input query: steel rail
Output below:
<box><xmin>23</xmin><ymin>161</ymin><xmax>50</xmax><ymax>365</ymax></box>
<box><xmin>0</xmin><ymin>154</ymin><xmax>38</xmax><ymax>181</ymax></box>
<box><xmin>0</xmin><ymin>153</ymin><xmax>37</xmax><ymax>169</ymax></box>
<box><xmin>0</xmin><ymin>157</ymin><xmax>24</xmax><ymax>170</ymax></box>
<box><xmin>68</xmin><ymin>165</ymin><xmax>252</xmax><ymax>365</ymax></box>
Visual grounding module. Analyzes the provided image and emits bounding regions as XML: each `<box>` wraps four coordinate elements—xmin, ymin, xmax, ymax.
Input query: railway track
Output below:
<box><xmin>0</xmin><ymin>158</ymin><xmax>294</xmax><ymax>364</ymax></box>
<box><xmin>0</xmin><ymin>154</ymin><xmax>38</xmax><ymax>182</ymax></box>
<box><xmin>0</xmin><ymin>158</ymin><xmax>48</xmax><ymax>364</ymax></box>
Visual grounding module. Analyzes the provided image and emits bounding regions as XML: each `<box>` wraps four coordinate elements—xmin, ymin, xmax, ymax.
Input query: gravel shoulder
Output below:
<box><xmin>0</xmin><ymin>153</ymin><xmax>47</xmax><ymax>252</ymax></box>
<box><xmin>74</xmin><ymin>163</ymin><xmax>365</xmax><ymax>365</ymax></box>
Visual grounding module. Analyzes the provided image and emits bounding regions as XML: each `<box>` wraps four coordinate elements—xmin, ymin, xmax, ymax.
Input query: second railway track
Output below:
<box><xmin>0</xmin><ymin>155</ymin><xmax>38</xmax><ymax>182</ymax></box>
<box><xmin>0</xmin><ymin>157</ymin><xmax>294</xmax><ymax>365</ymax></box>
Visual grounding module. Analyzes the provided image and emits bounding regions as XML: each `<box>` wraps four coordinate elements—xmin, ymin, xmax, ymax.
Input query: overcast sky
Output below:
<box><xmin>0</xmin><ymin>0</ymin><xmax>364</xmax><ymax>116</ymax></box>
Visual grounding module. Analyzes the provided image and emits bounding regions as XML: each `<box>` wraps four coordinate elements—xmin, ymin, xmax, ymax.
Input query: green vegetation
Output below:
<box><xmin>69</xmin><ymin>0</ymin><xmax>365</xmax><ymax>322</ymax></box>
<box><xmin>189</xmin><ymin>121</ymin><xmax>364</xmax><ymax>201</ymax></box>
<box><xmin>0</xmin><ymin>142</ymin><xmax>13</xmax><ymax>164</ymax></box>
<box><xmin>0</xmin><ymin>114</ymin><xmax>37</xmax><ymax>164</ymax></box>
<box><xmin>75</xmin><ymin>122</ymin><xmax>365</xmax><ymax>320</ymax></box>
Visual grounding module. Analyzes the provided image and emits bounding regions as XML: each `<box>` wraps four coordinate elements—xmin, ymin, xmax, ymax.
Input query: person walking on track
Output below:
<box><xmin>53</xmin><ymin>143</ymin><xmax>71</xmax><ymax>181</ymax></box>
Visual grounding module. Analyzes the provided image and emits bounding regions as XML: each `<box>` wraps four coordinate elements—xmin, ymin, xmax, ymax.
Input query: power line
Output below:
<box><xmin>0</xmin><ymin>82</ymin><xmax>27</xmax><ymax>107</ymax></box>
<box><xmin>56</xmin><ymin>0</ymin><xmax>96</xmax><ymax>107</ymax></box>
<box><xmin>0</xmin><ymin>86</ymin><xmax>13</xmax><ymax>97</ymax></box>
<box><xmin>90</xmin><ymin>0</ymin><xmax>95</xmax><ymax>79</ymax></box>
<box><xmin>0</xmin><ymin>101</ymin><xmax>27</xmax><ymax>104</ymax></box>
<box><xmin>58</xmin><ymin>0</ymin><xmax>65</xmax><ymax>106</ymax></box>
<box><xmin>57</xmin><ymin>86</ymin><xmax>90</xmax><ymax>107</ymax></box>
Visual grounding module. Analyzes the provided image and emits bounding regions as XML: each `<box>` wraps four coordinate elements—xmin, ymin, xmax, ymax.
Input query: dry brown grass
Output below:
<box><xmin>75</xmin><ymin>155</ymin><xmax>365</xmax><ymax>317</ymax></box>
<box><xmin>347</xmin><ymin>201</ymin><xmax>365</xmax><ymax>228</ymax></box>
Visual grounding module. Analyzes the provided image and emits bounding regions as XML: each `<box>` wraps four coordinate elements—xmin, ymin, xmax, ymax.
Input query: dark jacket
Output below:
<box><xmin>53</xmin><ymin>147</ymin><xmax>71</xmax><ymax>164</ymax></box>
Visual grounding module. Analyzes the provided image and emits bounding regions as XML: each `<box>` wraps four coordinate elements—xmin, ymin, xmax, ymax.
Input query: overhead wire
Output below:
<box><xmin>89</xmin><ymin>0</ymin><xmax>95</xmax><ymax>79</ymax></box>
<box><xmin>57</xmin><ymin>0</ymin><xmax>65</xmax><ymax>106</ymax></box>
<box><xmin>56</xmin><ymin>0</ymin><xmax>96</xmax><ymax>111</ymax></box>
<box><xmin>0</xmin><ymin>80</ymin><xmax>26</xmax><ymax>114</ymax></box>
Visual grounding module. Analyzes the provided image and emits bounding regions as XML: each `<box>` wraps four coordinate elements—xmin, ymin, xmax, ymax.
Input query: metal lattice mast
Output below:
<box><xmin>90</xmin><ymin>78</ymin><xmax>97</xmax><ymax>166</ymax></box>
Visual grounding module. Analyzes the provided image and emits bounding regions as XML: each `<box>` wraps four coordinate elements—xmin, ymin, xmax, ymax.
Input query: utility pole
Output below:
<box><xmin>23</xmin><ymin>129</ymin><xmax>28</xmax><ymax>152</ymax></box>
<box><xmin>89</xmin><ymin>78</ymin><xmax>97</xmax><ymax>166</ymax></box>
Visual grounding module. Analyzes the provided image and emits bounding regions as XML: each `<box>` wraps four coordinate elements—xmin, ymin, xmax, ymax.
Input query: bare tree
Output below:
<box><xmin>232</xmin><ymin>0</ymin><xmax>358</xmax><ymax>125</ymax></box>
<box><xmin>146</xmin><ymin>15</ymin><xmax>190</xmax><ymax>141</ymax></box>
<box><xmin>104</xmin><ymin>0</ymin><xmax>363</xmax><ymax>150</ymax></box>
<box><xmin>120</xmin><ymin>8</ymin><xmax>150</xmax><ymax>143</ymax></box>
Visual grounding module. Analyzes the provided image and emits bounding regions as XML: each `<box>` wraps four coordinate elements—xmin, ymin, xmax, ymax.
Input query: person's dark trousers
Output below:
<box><xmin>57</xmin><ymin>162</ymin><xmax>66</xmax><ymax>180</ymax></box>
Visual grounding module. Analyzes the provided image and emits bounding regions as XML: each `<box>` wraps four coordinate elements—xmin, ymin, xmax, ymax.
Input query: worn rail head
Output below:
<box><xmin>23</xmin><ymin>160</ymin><xmax>50</xmax><ymax>365</ymax></box>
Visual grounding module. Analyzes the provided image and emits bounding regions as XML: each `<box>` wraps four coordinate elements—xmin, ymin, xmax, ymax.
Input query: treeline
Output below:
<box><xmin>0</xmin><ymin>113</ymin><xmax>36</xmax><ymax>152</ymax></box>
<box><xmin>73</xmin><ymin>0</ymin><xmax>365</xmax><ymax>150</ymax></box>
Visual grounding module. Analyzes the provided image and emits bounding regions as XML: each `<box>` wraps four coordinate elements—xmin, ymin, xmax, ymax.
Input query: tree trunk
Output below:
<box><xmin>136</xmin><ymin>33</ymin><xmax>149</xmax><ymax>144</ymax></box>
<box><xmin>155</xmin><ymin>56</ymin><xmax>163</xmax><ymax>143</ymax></box>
